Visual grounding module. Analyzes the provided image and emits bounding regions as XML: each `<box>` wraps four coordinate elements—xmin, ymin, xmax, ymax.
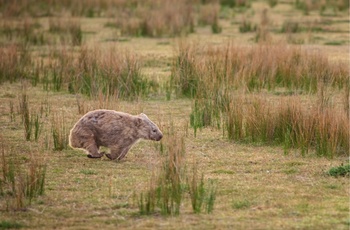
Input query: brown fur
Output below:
<box><xmin>69</xmin><ymin>109</ymin><xmax>163</xmax><ymax>160</ymax></box>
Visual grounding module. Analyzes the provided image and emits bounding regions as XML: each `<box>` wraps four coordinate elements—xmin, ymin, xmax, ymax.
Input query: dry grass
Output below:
<box><xmin>0</xmin><ymin>1</ymin><xmax>349</xmax><ymax>229</ymax></box>
<box><xmin>0</xmin><ymin>82</ymin><xmax>348</xmax><ymax>229</ymax></box>
<box><xmin>172</xmin><ymin>42</ymin><xmax>349</xmax><ymax>94</ymax></box>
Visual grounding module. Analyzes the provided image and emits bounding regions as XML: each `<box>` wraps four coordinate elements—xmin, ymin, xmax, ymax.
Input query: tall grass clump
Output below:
<box><xmin>198</xmin><ymin>3</ymin><xmax>222</xmax><ymax>34</ymax></box>
<box><xmin>44</xmin><ymin>47</ymin><xmax>75</xmax><ymax>92</ymax></box>
<box><xmin>171</xmin><ymin>42</ymin><xmax>199</xmax><ymax>98</ymax></box>
<box><xmin>1</xmin><ymin>18</ymin><xmax>44</xmax><ymax>45</ymax></box>
<box><xmin>171</xmin><ymin>42</ymin><xmax>349</xmax><ymax>94</ymax></box>
<box><xmin>72</xmin><ymin>47</ymin><xmax>152</xmax><ymax>99</ymax></box>
<box><xmin>0</xmin><ymin>44</ymin><xmax>31</xmax><ymax>84</ymax></box>
<box><xmin>0</xmin><ymin>142</ymin><xmax>46</xmax><ymax>211</ymax></box>
<box><xmin>115</xmin><ymin>0</ymin><xmax>194</xmax><ymax>37</ymax></box>
<box><xmin>187</xmin><ymin>163</ymin><xmax>217</xmax><ymax>214</ymax></box>
<box><xmin>255</xmin><ymin>9</ymin><xmax>271</xmax><ymax>43</ymax></box>
<box><xmin>0</xmin><ymin>0</ymin><xmax>113</xmax><ymax>17</ymax></box>
<box><xmin>171</xmin><ymin>42</ymin><xmax>349</xmax><ymax>157</ymax></box>
<box><xmin>18</xmin><ymin>93</ymin><xmax>42</xmax><ymax>142</ymax></box>
<box><xmin>49</xmin><ymin>18</ymin><xmax>82</xmax><ymax>45</ymax></box>
<box><xmin>294</xmin><ymin>0</ymin><xmax>349</xmax><ymax>15</ymax></box>
<box><xmin>19</xmin><ymin>93</ymin><xmax>31</xmax><ymax>141</ymax></box>
<box><xmin>44</xmin><ymin>46</ymin><xmax>153</xmax><ymax>99</ymax></box>
<box><xmin>223</xmin><ymin>96</ymin><xmax>349</xmax><ymax>157</ymax></box>
<box><xmin>138</xmin><ymin>123</ymin><xmax>186</xmax><ymax>216</ymax></box>
<box><xmin>190</xmin><ymin>97</ymin><xmax>222</xmax><ymax>137</ymax></box>
<box><xmin>51</xmin><ymin>113</ymin><xmax>69</xmax><ymax>151</ymax></box>
<box><xmin>239</xmin><ymin>17</ymin><xmax>257</xmax><ymax>33</ymax></box>
<box><xmin>137</xmin><ymin>122</ymin><xmax>218</xmax><ymax>215</ymax></box>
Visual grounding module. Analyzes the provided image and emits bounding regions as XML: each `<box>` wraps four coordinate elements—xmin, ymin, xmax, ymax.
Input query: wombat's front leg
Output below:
<box><xmin>87</xmin><ymin>152</ymin><xmax>105</xmax><ymax>158</ymax></box>
<box><xmin>84</xmin><ymin>143</ymin><xmax>104</xmax><ymax>158</ymax></box>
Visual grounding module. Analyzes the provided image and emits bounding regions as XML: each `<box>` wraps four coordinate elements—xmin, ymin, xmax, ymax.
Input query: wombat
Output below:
<box><xmin>69</xmin><ymin>109</ymin><xmax>163</xmax><ymax>160</ymax></box>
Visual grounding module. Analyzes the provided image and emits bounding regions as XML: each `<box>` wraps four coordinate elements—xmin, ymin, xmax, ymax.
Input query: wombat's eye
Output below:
<box><xmin>152</xmin><ymin>129</ymin><xmax>156</xmax><ymax>133</ymax></box>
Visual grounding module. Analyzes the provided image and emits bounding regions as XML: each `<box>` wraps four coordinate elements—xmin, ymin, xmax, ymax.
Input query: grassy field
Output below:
<box><xmin>0</xmin><ymin>0</ymin><xmax>349</xmax><ymax>229</ymax></box>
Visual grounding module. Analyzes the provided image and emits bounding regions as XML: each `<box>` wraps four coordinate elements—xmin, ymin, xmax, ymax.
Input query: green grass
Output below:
<box><xmin>328</xmin><ymin>164</ymin><xmax>350</xmax><ymax>177</ymax></box>
<box><xmin>0</xmin><ymin>220</ymin><xmax>23</xmax><ymax>229</ymax></box>
<box><xmin>232</xmin><ymin>199</ymin><xmax>252</xmax><ymax>210</ymax></box>
<box><xmin>80</xmin><ymin>169</ymin><xmax>97</xmax><ymax>175</ymax></box>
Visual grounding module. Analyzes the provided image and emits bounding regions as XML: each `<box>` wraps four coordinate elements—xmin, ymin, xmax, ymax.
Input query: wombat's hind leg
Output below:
<box><xmin>106</xmin><ymin>147</ymin><xmax>130</xmax><ymax>161</ymax></box>
<box><xmin>105</xmin><ymin>147</ymin><xmax>122</xmax><ymax>160</ymax></box>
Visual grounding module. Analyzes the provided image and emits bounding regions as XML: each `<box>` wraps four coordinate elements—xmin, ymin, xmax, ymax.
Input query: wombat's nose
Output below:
<box><xmin>158</xmin><ymin>133</ymin><xmax>163</xmax><ymax>141</ymax></box>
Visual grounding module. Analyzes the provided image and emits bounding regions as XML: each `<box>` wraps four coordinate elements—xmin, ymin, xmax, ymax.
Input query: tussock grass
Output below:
<box><xmin>0</xmin><ymin>141</ymin><xmax>46</xmax><ymax>211</ymax></box>
<box><xmin>187</xmin><ymin>163</ymin><xmax>217</xmax><ymax>214</ymax></box>
<box><xmin>198</xmin><ymin>3</ymin><xmax>222</xmax><ymax>34</ymax></box>
<box><xmin>49</xmin><ymin>18</ymin><xmax>82</xmax><ymax>46</ymax></box>
<box><xmin>137</xmin><ymin>122</ymin><xmax>217</xmax><ymax>215</ymax></box>
<box><xmin>171</xmin><ymin>41</ymin><xmax>199</xmax><ymax>98</ymax></box>
<box><xmin>19</xmin><ymin>92</ymin><xmax>31</xmax><ymax>141</ymax></box>
<box><xmin>172</xmin><ymin>42</ymin><xmax>349</xmax><ymax>95</ymax></box>
<box><xmin>0</xmin><ymin>0</ymin><xmax>110</xmax><ymax>17</ymax></box>
<box><xmin>239</xmin><ymin>17</ymin><xmax>257</xmax><ymax>33</ymax></box>
<box><xmin>138</xmin><ymin>123</ymin><xmax>186</xmax><ymax>216</ymax></box>
<box><xmin>51</xmin><ymin>113</ymin><xmax>69</xmax><ymax>151</ymax></box>
<box><xmin>295</xmin><ymin>0</ymin><xmax>349</xmax><ymax>15</ymax></box>
<box><xmin>172</xmin><ymin>42</ymin><xmax>349</xmax><ymax>157</ymax></box>
<box><xmin>72</xmin><ymin>47</ymin><xmax>150</xmax><ymax>99</ymax></box>
<box><xmin>114</xmin><ymin>0</ymin><xmax>195</xmax><ymax>37</ymax></box>
<box><xmin>223</xmin><ymin>96</ymin><xmax>349</xmax><ymax>157</ymax></box>
<box><xmin>0</xmin><ymin>18</ymin><xmax>44</xmax><ymax>45</ymax></box>
<box><xmin>0</xmin><ymin>44</ymin><xmax>31</xmax><ymax>84</ymax></box>
<box><xmin>18</xmin><ymin>92</ymin><xmax>43</xmax><ymax>142</ymax></box>
<box><xmin>0</xmin><ymin>45</ymin><xmax>153</xmax><ymax>100</ymax></box>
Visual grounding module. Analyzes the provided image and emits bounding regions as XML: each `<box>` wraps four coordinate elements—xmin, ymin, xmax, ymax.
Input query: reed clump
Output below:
<box><xmin>172</xmin><ymin>42</ymin><xmax>349</xmax><ymax>157</ymax></box>
<box><xmin>0</xmin><ymin>44</ymin><xmax>31</xmax><ymax>84</ymax></box>
<box><xmin>18</xmin><ymin>92</ymin><xmax>43</xmax><ymax>142</ymax></box>
<box><xmin>51</xmin><ymin>113</ymin><xmax>69</xmax><ymax>151</ymax></box>
<box><xmin>171</xmin><ymin>43</ymin><xmax>349</xmax><ymax>94</ymax></box>
<box><xmin>225</xmin><ymin>96</ymin><xmax>349</xmax><ymax>157</ymax></box>
<box><xmin>115</xmin><ymin>0</ymin><xmax>195</xmax><ymax>37</ymax></box>
<box><xmin>138</xmin><ymin>123</ymin><xmax>185</xmax><ymax>215</ymax></box>
<box><xmin>0</xmin><ymin>141</ymin><xmax>46</xmax><ymax>211</ymax></box>
<box><xmin>49</xmin><ymin>18</ymin><xmax>82</xmax><ymax>45</ymax></box>
<box><xmin>71</xmin><ymin>47</ymin><xmax>152</xmax><ymax>99</ymax></box>
<box><xmin>137</xmin><ymin>122</ymin><xmax>217</xmax><ymax>215</ymax></box>
<box><xmin>187</xmin><ymin>163</ymin><xmax>217</xmax><ymax>214</ymax></box>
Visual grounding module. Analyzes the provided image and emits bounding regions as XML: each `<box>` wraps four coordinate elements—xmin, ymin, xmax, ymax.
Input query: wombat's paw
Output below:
<box><xmin>105</xmin><ymin>153</ymin><xmax>113</xmax><ymax>160</ymax></box>
<box><xmin>87</xmin><ymin>154</ymin><xmax>103</xmax><ymax>158</ymax></box>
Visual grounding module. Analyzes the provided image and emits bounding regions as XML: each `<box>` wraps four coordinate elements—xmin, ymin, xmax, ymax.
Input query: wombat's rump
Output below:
<box><xmin>69</xmin><ymin>109</ymin><xmax>163</xmax><ymax>160</ymax></box>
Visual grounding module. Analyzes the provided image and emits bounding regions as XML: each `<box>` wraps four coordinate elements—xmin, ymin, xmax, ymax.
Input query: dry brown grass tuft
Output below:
<box><xmin>114</xmin><ymin>0</ymin><xmax>195</xmax><ymax>37</ymax></box>
<box><xmin>173</xmin><ymin>42</ymin><xmax>349</xmax><ymax>157</ymax></box>
<box><xmin>172</xmin><ymin>42</ymin><xmax>349</xmax><ymax>94</ymax></box>
<box><xmin>223</xmin><ymin>95</ymin><xmax>349</xmax><ymax>157</ymax></box>
<box><xmin>0</xmin><ymin>139</ymin><xmax>46</xmax><ymax>211</ymax></box>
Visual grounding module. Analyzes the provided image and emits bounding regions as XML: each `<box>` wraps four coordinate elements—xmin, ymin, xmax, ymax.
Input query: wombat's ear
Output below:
<box><xmin>135</xmin><ymin>117</ymin><xmax>143</xmax><ymax>127</ymax></box>
<box><xmin>140</xmin><ymin>113</ymin><xmax>148</xmax><ymax>119</ymax></box>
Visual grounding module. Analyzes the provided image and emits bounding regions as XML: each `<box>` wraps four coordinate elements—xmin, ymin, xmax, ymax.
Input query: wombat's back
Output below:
<box><xmin>69</xmin><ymin>110</ymin><xmax>137</xmax><ymax>148</ymax></box>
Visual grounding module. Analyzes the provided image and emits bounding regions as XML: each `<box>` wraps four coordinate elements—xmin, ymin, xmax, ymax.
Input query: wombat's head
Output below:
<box><xmin>136</xmin><ymin>113</ymin><xmax>163</xmax><ymax>141</ymax></box>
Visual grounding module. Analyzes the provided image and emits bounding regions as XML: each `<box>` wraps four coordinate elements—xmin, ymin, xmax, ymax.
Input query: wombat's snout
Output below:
<box><xmin>157</xmin><ymin>133</ymin><xmax>163</xmax><ymax>141</ymax></box>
